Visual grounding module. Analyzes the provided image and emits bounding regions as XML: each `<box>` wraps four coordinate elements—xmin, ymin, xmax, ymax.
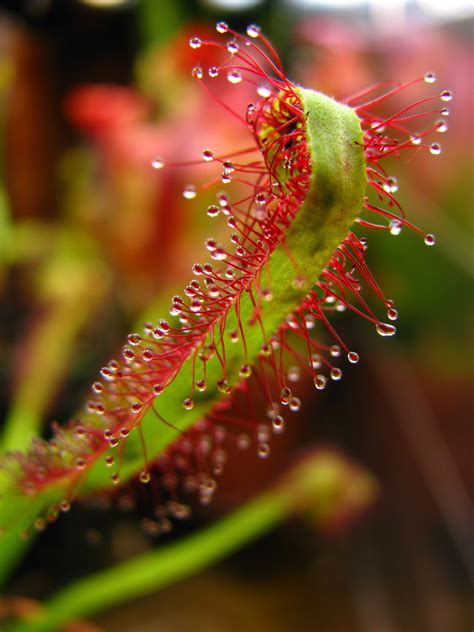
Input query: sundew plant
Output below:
<box><xmin>0</xmin><ymin>20</ymin><xmax>451</xmax><ymax>629</ymax></box>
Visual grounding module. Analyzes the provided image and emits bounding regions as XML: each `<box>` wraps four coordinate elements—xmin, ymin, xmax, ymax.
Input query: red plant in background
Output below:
<box><xmin>0</xmin><ymin>22</ymin><xmax>450</xmax><ymax>536</ymax></box>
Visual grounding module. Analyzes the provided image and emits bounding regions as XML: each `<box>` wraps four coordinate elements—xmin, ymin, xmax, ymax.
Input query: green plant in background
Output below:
<box><xmin>0</xmin><ymin>18</ymin><xmax>451</xmax><ymax>631</ymax></box>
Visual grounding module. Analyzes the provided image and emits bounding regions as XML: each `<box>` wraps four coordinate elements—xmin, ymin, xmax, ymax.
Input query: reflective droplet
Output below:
<box><xmin>376</xmin><ymin>322</ymin><xmax>397</xmax><ymax>336</ymax></box>
<box><xmin>424</xmin><ymin>71</ymin><xmax>436</xmax><ymax>83</ymax></box>
<box><xmin>410</xmin><ymin>134</ymin><xmax>422</xmax><ymax>146</ymax></box>
<box><xmin>258</xmin><ymin>443</ymin><xmax>270</xmax><ymax>458</ymax></box>
<box><xmin>239</xmin><ymin>364</ymin><xmax>252</xmax><ymax>378</ymax></box>
<box><xmin>430</xmin><ymin>143</ymin><xmax>442</xmax><ymax>155</ymax></box>
<box><xmin>208</xmin><ymin>66</ymin><xmax>219</xmax><ymax>78</ymax></box>
<box><xmin>216</xmin><ymin>21</ymin><xmax>228</xmax><ymax>33</ymax></box>
<box><xmin>435</xmin><ymin>119</ymin><xmax>448</xmax><ymax>133</ymax></box>
<box><xmin>440</xmin><ymin>90</ymin><xmax>452</xmax><ymax>102</ymax></box>
<box><xmin>257</xmin><ymin>84</ymin><xmax>271</xmax><ymax>98</ymax></box>
<box><xmin>314</xmin><ymin>375</ymin><xmax>327</xmax><ymax>390</ymax></box>
<box><xmin>139</xmin><ymin>471</ymin><xmax>151</xmax><ymax>484</ymax></box>
<box><xmin>246</xmin><ymin>23</ymin><xmax>261</xmax><ymax>38</ymax></box>
<box><xmin>196</xmin><ymin>379</ymin><xmax>206</xmax><ymax>391</ymax></box>
<box><xmin>207</xmin><ymin>204</ymin><xmax>220</xmax><ymax>218</ymax></box>
<box><xmin>280</xmin><ymin>387</ymin><xmax>292</xmax><ymax>405</ymax></box>
<box><xmin>189</xmin><ymin>37</ymin><xmax>202</xmax><ymax>49</ymax></box>
<box><xmin>330</xmin><ymin>345</ymin><xmax>341</xmax><ymax>357</ymax></box>
<box><xmin>227</xmin><ymin>70</ymin><xmax>242</xmax><ymax>84</ymax></box>
<box><xmin>424</xmin><ymin>233</ymin><xmax>436</xmax><ymax>246</ymax></box>
<box><xmin>387</xmin><ymin>307</ymin><xmax>398</xmax><ymax>321</ymax></box>
<box><xmin>151</xmin><ymin>157</ymin><xmax>164</xmax><ymax>170</ymax></box>
<box><xmin>441</xmin><ymin>107</ymin><xmax>450</xmax><ymax>116</ymax></box>
<box><xmin>192</xmin><ymin>66</ymin><xmax>203</xmax><ymax>80</ymax></box>
<box><xmin>183</xmin><ymin>184</ymin><xmax>197</xmax><ymax>199</ymax></box>
<box><xmin>202</xmin><ymin>149</ymin><xmax>214</xmax><ymax>162</ymax></box>
<box><xmin>289</xmin><ymin>397</ymin><xmax>301</xmax><ymax>412</ymax></box>
<box><xmin>183</xmin><ymin>398</ymin><xmax>194</xmax><ymax>410</ymax></box>
<box><xmin>227</xmin><ymin>40</ymin><xmax>239</xmax><ymax>55</ymax></box>
<box><xmin>348</xmin><ymin>351</ymin><xmax>359</xmax><ymax>364</ymax></box>
<box><xmin>272</xmin><ymin>415</ymin><xmax>285</xmax><ymax>433</ymax></box>
<box><xmin>389</xmin><ymin>219</ymin><xmax>402</xmax><ymax>236</ymax></box>
<box><xmin>330</xmin><ymin>368</ymin><xmax>343</xmax><ymax>381</ymax></box>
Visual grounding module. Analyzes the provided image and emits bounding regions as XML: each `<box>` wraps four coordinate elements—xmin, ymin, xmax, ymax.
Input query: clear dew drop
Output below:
<box><xmin>257</xmin><ymin>84</ymin><xmax>271</xmax><ymax>98</ymax></box>
<box><xmin>435</xmin><ymin>119</ymin><xmax>448</xmax><ymax>133</ymax></box>
<box><xmin>208</xmin><ymin>66</ymin><xmax>219</xmax><ymax>78</ymax></box>
<box><xmin>330</xmin><ymin>345</ymin><xmax>341</xmax><ymax>358</ymax></box>
<box><xmin>207</xmin><ymin>204</ymin><xmax>220</xmax><ymax>218</ymax></box>
<box><xmin>289</xmin><ymin>397</ymin><xmax>301</xmax><ymax>412</ymax></box>
<box><xmin>441</xmin><ymin>107</ymin><xmax>450</xmax><ymax>116</ymax></box>
<box><xmin>239</xmin><ymin>364</ymin><xmax>252</xmax><ymax>378</ymax></box>
<box><xmin>227</xmin><ymin>40</ymin><xmax>239</xmax><ymax>55</ymax></box>
<box><xmin>314</xmin><ymin>375</ymin><xmax>327</xmax><ymax>390</ymax></box>
<box><xmin>202</xmin><ymin>149</ymin><xmax>214</xmax><ymax>162</ymax></box>
<box><xmin>258</xmin><ymin>443</ymin><xmax>270</xmax><ymax>458</ymax></box>
<box><xmin>216</xmin><ymin>21</ymin><xmax>228</xmax><ymax>33</ymax></box>
<box><xmin>151</xmin><ymin>157</ymin><xmax>164</xmax><ymax>170</ymax></box>
<box><xmin>348</xmin><ymin>351</ymin><xmax>359</xmax><ymax>364</ymax></box>
<box><xmin>387</xmin><ymin>307</ymin><xmax>398</xmax><ymax>320</ymax></box>
<box><xmin>424</xmin><ymin>71</ymin><xmax>436</xmax><ymax>83</ymax></box>
<box><xmin>424</xmin><ymin>233</ymin><xmax>436</xmax><ymax>246</ymax></box>
<box><xmin>183</xmin><ymin>184</ymin><xmax>197</xmax><ymax>199</ymax></box>
<box><xmin>189</xmin><ymin>37</ymin><xmax>202</xmax><ymax>49</ymax></box>
<box><xmin>227</xmin><ymin>70</ymin><xmax>243</xmax><ymax>84</ymax></box>
<box><xmin>246</xmin><ymin>23</ymin><xmax>261</xmax><ymax>38</ymax></box>
<box><xmin>389</xmin><ymin>219</ymin><xmax>402</xmax><ymax>236</ymax></box>
<box><xmin>139</xmin><ymin>471</ymin><xmax>151</xmax><ymax>484</ymax></box>
<box><xmin>330</xmin><ymin>368</ymin><xmax>343</xmax><ymax>381</ymax></box>
<box><xmin>272</xmin><ymin>415</ymin><xmax>285</xmax><ymax>434</ymax></box>
<box><xmin>430</xmin><ymin>143</ymin><xmax>442</xmax><ymax>155</ymax></box>
<box><xmin>440</xmin><ymin>90</ymin><xmax>452</xmax><ymax>102</ymax></box>
<box><xmin>183</xmin><ymin>398</ymin><xmax>194</xmax><ymax>410</ymax></box>
<box><xmin>376</xmin><ymin>322</ymin><xmax>397</xmax><ymax>337</ymax></box>
<box><xmin>410</xmin><ymin>134</ymin><xmax>422</xmax><ymax>146</ymax></box>
<box><xmin>192</xmin><ymin>66</ymin><xmax>203</xmax><ymax>80</ymax></box>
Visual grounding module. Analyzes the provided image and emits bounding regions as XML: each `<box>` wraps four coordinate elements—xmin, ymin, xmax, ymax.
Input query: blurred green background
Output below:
<box><xmin>0</xmin><ymin>0</ymin><xmax>472</xmax><ymax>630</ymax></box>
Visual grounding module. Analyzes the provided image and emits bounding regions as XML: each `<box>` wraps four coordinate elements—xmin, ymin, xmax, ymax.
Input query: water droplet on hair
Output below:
<box><xmin>105</xmin><ymin>456</ymin><xmax>115</xmax><ymax>467</ymax></box>
<box><xmin>59</xmin><ymin>500</ymin><xmax>70</xmax><ymax>513</ymax></box>
<box><xmin>192</xmin><ymin>66</ymin><xmax>203</xmax><ymax>80</ymax></box>
<box><xmin>287</xmin><ymin>366</ymin><xmax>301</xmax><ymax>382</ymax></box>
<box><xmin>208</xmin><ymin>66</ymin><xmax>219</xmax><ymax>78</ymax></box>
<box><xmin>227</xmin><ymin>40</ymin><xmax>239</xmax><ymax>55</ymax></box>
<box><xmin>207</xmin><ymin>204</ymin><xmax>220</xmax><ymax>218</ymax></box>
<box><xmin>216</xmin><ymin>21</ymin><xmax>229</xmax><ymax>33</ymax></box>
<box><xmin>410</xmin><ymin>134</ymin><xmax>422</xmax><ymax>146</ymax></box>
<box><xmin>272</xmin><ymin>415</ymin><xmax>285</xmax><ymax>433</ymax></box>
<box><xmin>435</xmin><ymin>119</ymin><xmax>448</xmax><ymax>133</ymax></box>
<box><xmin>424</xmin><ymin>71</ymin><xmax>436</xmax><ymax>83</ymax></box>
<box><xmin>257</xmin><ymin>84</ymin><xmax>271</xmax><ymax>98</ymax></box>
<box><xmin>330</xmin><ymin>345</ymin><xmax>341</xmax><ymax>357</ymax></box>
<box><xmin>237</xmin><ymin>434</ymin><xmax>250</xmax><ymax>449</ymax></box>
<box><xmin>151</xmin><ymin>157</ymin><xmax>164</xmax><ymax>170</ymax></box>
<box><xmin>258</xmin><ymin>443</ymin><xmax>270</xmax><ymax>458</ymax></box>
<box><xmin>260</xmin><ymin>343</ymin><xmax>272</xmax><ymax>357</ymax></box>
<box><xmin>239</xmin><ymin>364</ymin><xmax>252</xmax><ymax>378</ymax></box>
<box><xmin>289</xmin><ymin>397</ymin><xmax>301</xmax><ymax>412</ymax></box>
<box><xmin>229</xmin><ymin>330</ymin><xmax>239</xmax><ymax>343</ymax></box>
<box><xmin>202</xmin><ymin>149</ymin><xmax>214</xmax><ymax>162</ymax></box>
<box><xmin>430</xmin><ymin>143</ymin><xmax>442</xmax><ymax>155</ymax></box>
<box><xmin>387</xmin><ymin>307</ymin><xmax>398</xmax><ymax>320</ymax></box>
<box><xmin>389</xmin><ymin>219</ymin><xmax>402</xmax><ymax>236</ymax></box>
<box><xmin>110</xmin><ymin>473</ymin><xmax>120</xmax><ymax>485</ymax></box>
<box><xmin>440</xmin><ymin>90</ymin><xmax>452</xmax><ymax>102</ymax></box>
<box><xmin>139</xmin><ymin>471</ymin><xmax>150</xmax><ymax>484</ymax></box>
<box><xmin>227</xmin><ymin>70</ymin><xmax>242</xmax><ymax>84</ymax></box>
<box><xmin>314</xmin><ymin>375</ymin><xmax>327</xmax><ymax>390</ymax></box>
<box><xmin>376</xmin><ymin>322</ymin><xmax>397</xmax><ymax>336</ymax></box>
<box><xmin>131</xmin><ymin>403</ymin><xmax>142</xmax><ymax>414</ymax></box>
<box><xmin>330</xmin><ymin>368</ymin><xmax>343</xmax><ymax>381</ymax></box>
<box><xmin>348</xmin><ymin>351</ymin><xmax>359</xmax><ymax>364</ymax></box>
<box><xmin>424</xmin><ymin>233</ymin><xmax>436</xmax><ymax>246</ymax></box>
<box><xmin>196</xmin><ymin>379</ymin><xmax>206</xmax><ymax>391</ymax></box>
<box><xmin>182</xmin><ymin>397</ymin><xmax>193</xmax><ymax>411</ymax></box>
<box><xmin>189</xmin><ymin>37</ymin><xmax>202</xmax><ymax>49</ymax></box>
<box><xmin>441</xmin><ymin>107</ymin><xmax>449</xmax><ymax>116</ymax></box>
<box><xmin>280</xmin><ymin>387</ymin><xmax>292</xmax><ymax>405</ymax></box>
<box><xmin>246</xmin><ymin>23</ymin><xmax>261</xmax><ymax>38</ymax></box>
<box><xmin>217</xmin><ymin>378</ymin><xmax>231</xmax><ymax>395</ymax></box>
<box><xmin>183</xmin><ymin>184</ymin><xmax>197</xmax><ymax>199</ymax></box>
